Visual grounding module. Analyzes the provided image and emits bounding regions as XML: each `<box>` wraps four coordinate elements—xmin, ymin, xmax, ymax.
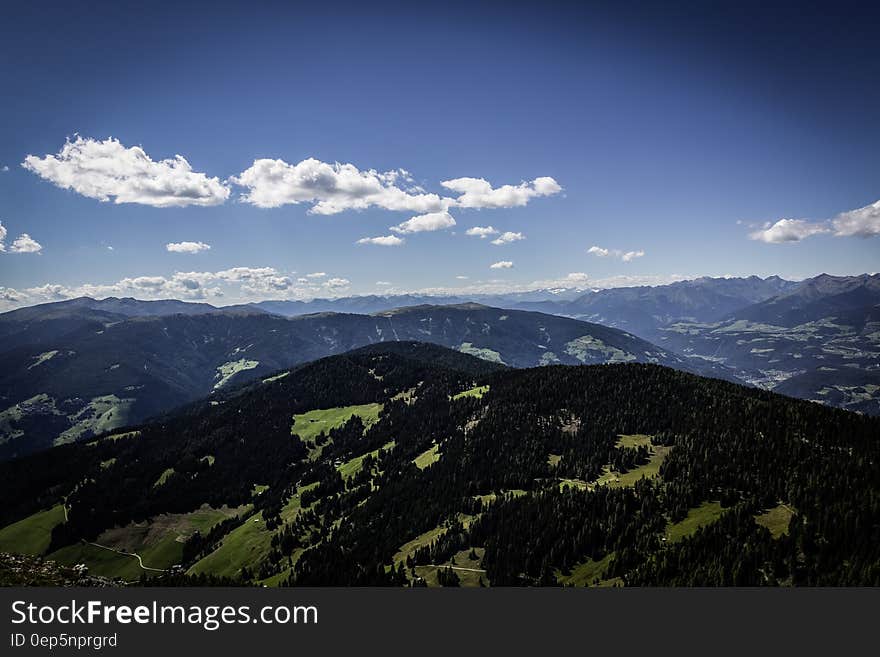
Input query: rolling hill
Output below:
<box><xmin>0</xmin><ymin>342</ymin><xmax>877</xmax><ymax>587</ymax></box>
<box><xmin>0</xmin><ymin>302</ymin><xmax>692</xmax><ymax>458</ymax></box>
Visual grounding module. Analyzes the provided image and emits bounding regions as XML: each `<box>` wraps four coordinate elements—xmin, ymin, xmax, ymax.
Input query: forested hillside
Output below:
<box><xmin>0</xmin><ymin>303</ymin><xmax>692</xmax><ymax>459</ymax></box>
<box><xmin>1</xmin><ymin>342</ymin><xmax>877</xmax><ymax>587</ymax></box>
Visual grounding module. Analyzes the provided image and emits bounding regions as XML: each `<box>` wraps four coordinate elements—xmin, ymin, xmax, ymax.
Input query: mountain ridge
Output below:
<box><xmin>1</xmin><ymin>342</ymin><xmax>876</xmax><ymax>586</ymax></box>
<box><xmin>0</xmin><ymin>304</ymin><xmax>692</xmax><ymax>458</ymax></box>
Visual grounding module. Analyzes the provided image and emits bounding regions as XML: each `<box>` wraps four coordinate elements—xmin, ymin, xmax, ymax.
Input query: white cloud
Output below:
<box><xmin>560</xmin><ymin>272</ymin><xmax>589</xmax><ymax>284</ymax></box>
<box><xmin>22</xmin><ymin>141</ymin><xmax>562</xmax><ymax>222</ymax></box>
<box><xmin>357</xmin><ymin>235</ymin><xmax>405</xmax><ymax>246</ymax></box>
<box><xmin>390</xmin><ymin>211</ymin><xmax>456</xmax><ymax>234</ymax></box>
<box><xmin>232</xmin><ymin>158</ymin><xmax>445</xmax><ymax>214</ymax></box>
<box><xmin>587</xmin><ymin>245</ymin><xmax>644</xmax><ymax>261</ymax></box>
<box><xmin>376</xmin><ymin>281</ymin><xmax>392</xmax><ymax>286</ymax></box>
<box><xmin>166</xmin><ymin>241</ymin><xmax>211</xmax><ymax>254</ymax></box>
<box><xmin>465</xmin><ymin>226</ymin><xmax>499</xmax><ymax>238</ymax></box>
<box><xmin>1</xmin><ymin>165</ymin><xmax>9</xmax><ymax>172</ymax></box>
<box><xmin>396</xmin><ymin>272</ymin><xmax>690</xmax><ymax>299</ymax></box>
<box><xmin>0</xmin><ymin>222</ymin><xmax>42</xmax><ymax>254</ymax></box>
<box><xmin>832</xmin><ymin>199</ymin><xmax>880</xmax><ymax>238</ymax></box>
<box><xmin>456</xmin><ymin>275</ymin><xmax>469</xmax><ymax>280</ymax></box>
<box><xmin>22</xmin><ymin>136</ymin><xmax>230</xmax><ymax>207</ymax></box>
<box><xmin>491</xmin><ymin>231</ymin><xmax>524</xmax><ymax>245</ymax></box>
<box><xmin>10</xmin><ymin>234</ymin><xmax>42</xmax><ymax>254</ymax></box>
<box><xmin>306</xmin><ymin>272</ymin><xmax>326</xmax><ymax>279</ymax></box>
<box><xmin>441</xmin><ymin>176</ymin><xmax>561</xmax><ymax>209</ymax></box>
<box><xmin>748</xmin><ymin>219</ymin><xmax>830</xmax><ymax>243</ymax></box>
<box><xmin>232</xmin><ymin>158</ymin><xmax>561</xmax><ymax>228</ymax></box>
<box><xmin>490</xmin><ymin>260</ymin><xmax>514</xmax><ymax>269</ymax></box>
<box><xmin>747</xmin><ymin>198</ymin><xmax>880</xmax><ymax>243</ymax></box>
<box><xmin>213</xmin><ymin>266</ymin><xmax>293</xmax><ymax>295</ymax></box>
<box><xmin>0</xmin><ymin>287</ymin><xmax>25</xmax><ymax>303</ymax></box>
<box><xmin>0</xmin><ymin>264</ymin><xmax>367</xmax><ymax>311</ymax></box>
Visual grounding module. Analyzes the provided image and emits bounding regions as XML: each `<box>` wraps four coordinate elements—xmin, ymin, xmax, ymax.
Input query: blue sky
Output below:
<box><xmin>1</xmin><ymin>0</ymin><xmax>878</xmax><ymax>308</ymax></box>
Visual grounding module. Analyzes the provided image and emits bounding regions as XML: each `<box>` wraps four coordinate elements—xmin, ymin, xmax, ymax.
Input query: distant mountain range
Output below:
<box><xmin>0</xmin><ymin>301</ymin><xmax>691</xmax><ymax>459</ymax></box>
<box><xmin>650</xmin><ymin>274</ymin><xmax>880</xmax><ymax>414</ymax></box>
<box><xmin>248</xmin><ymin>288</ymin><xmax>588</xmax><ymax>317</ymax></box>
<box><xmin>539</xmin><ymin>275</ymin><xmax>801</xmax><ymax>337</ymax></box>
<box><xmin>476</xmin><ymin>273</ymin><xmax>880</xmax><ymax>414</ymax></box>
<box><xmin>226</xmin><ymin>273</ymin><xmax>880</xmax><ymax>416</ymax></box>
<box><xmin>1</xmin><ymin>273</ymin><xmax>877</xmax><ymax>458</ymax></box>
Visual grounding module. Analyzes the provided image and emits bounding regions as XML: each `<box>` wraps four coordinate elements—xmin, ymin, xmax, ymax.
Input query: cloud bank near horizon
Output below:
<box><xmin>0</xmin><ymin>268</ymin><xmax>705</xmax><ymax>313</ymax></box>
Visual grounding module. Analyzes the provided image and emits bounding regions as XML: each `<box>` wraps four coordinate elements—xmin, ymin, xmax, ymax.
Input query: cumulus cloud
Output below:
<box><xmin>376</xmin><ymin>280</ymin><xmax>392</xmax><ymax>286</ymax></box>
<box><xmin>441</xmin><ymin>176</ymin><xmax>561</xmax><ymax>209</ymax></box>
<box><xmin>587</xmin><ymin>245</ymin><xmax>644</xmax><ymax>261</ymax></box>
<box><xmin>22</xmin><ymin>136</ymin><xmax>230</xmax><ymax>208</ymax></box>
<box><xmin>1</xmin><ymin>165</ymin><xmax>9</xmax><ymax>172</ymax></box>
<box><xmin>748</xmin><ymin>219</ymin><xmax>830</xmax><ymax>243</ymax></box>
<box><xmin>0</xmin><ymin>221</ymin><xmax>42</xmax><ymax>254</ymax></box>
<box><xmin>232</xmin><ymin>158</ymin><xmax>561</xmax><ymax>233</ymax></box>
<box><xmin>391</xmin><ymin>211</ymin><xmax>456</xmax><ymax>234</ymax></box>
<box><xmin>0</xmin><ymin>287</ymin><xmax>25</xmax><ymax>303</ymax></box>
<box><xmin>747</xmin><ymin>198</ymin><xmax>880</xmax><ymax>243</ymax></box>
<box><xmin>456</xmin><ymin>275</ymin><xmax>469</xmax><ymax>280</ymax></box>
<box><xmin>511</xmin><ymin>272</ymin><xmax>593</xmax><ymax>291</ymax></box>
<box><xmin>10</xmin><ymin>234</ymin><xmax>43</xmax><ymax>253</ymax></box>
<box><xmin>831</xmin><ymin>199</ymin><xmax>880</xmax><ymax>238</ymax></box>
<box><xmin>306</xmin><ymin>272</ymin><xmax>326</xmax><ymax>279</ymax></box>
<box><xmin>232</xmin><ymin>158</ymin><xmax>445</xmax><ymax>214</ymax></box>
<box><xmin>490</xmin><ymin>260</ymin><xmax>514</xmax><ymax>269</ymax></box>
<box><xmin>465</xmin><ymin>226</ymin><xmax>499</xmax><ymax>238</ymax></box>
<box><xmin>166</xmin><ymin>241</ymin><xmax>211</xmax><ymax>254</ymax></box>
<box><xmin>357</xmin><ymin>235</ymin><xmax>405</xmax><ymax>246</ymax></box>
<box><xmin>213</xmin><ymin>266</ymin><xmax>293</xmax><ymax>295</ymax></box>
<box><xmin>0</xmin><ymin>264</ymin><xmax>366</xmax><ymax>311</ymax></box>
<box><xmin>22</xmin><ymin>140</ymin><xmax>562</xmax><ymax>226</ymax></box>
<box><xmin>560</xmin><ymin>272</ymin><xmax>589</xmax><ymax>284</ymax></box>
<box><xmin>491</xmin><ymin>231</ymin><xmax>524</xmax><ymax>245</ymax></box>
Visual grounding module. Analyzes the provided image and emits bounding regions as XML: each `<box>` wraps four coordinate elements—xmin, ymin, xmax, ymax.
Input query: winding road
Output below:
<box><xmin>86</xmin><ymin>541</ymin><xmax>168</xmax><ymax>573</ymax></box>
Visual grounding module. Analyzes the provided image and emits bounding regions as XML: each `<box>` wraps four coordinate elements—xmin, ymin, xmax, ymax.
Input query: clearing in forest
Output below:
<box><xmin>453</xmin><ymin>385</ymin><xmax>490</xmax><ymax>400</ymax></box>
<box><xmin>0</xmin><ymin>504</ymin><xmax>66</xmax><ymax>556</ymax></box>
<box><xmin>755</xmin><ymin>503</ymin><xmax>795</xmax><ymax>538</ymax></box>
<box><xmin>665</xmin><ymin>501</ymin><xmax>726</xmax><ymax>543</ymax></box>
<box><xmin>291</xmin><ymin>403</ymin><xmax>383</xmax><ymax>459</ymax></box>
<box><xmin>337</xmin><ymin>441</ymin><xmax>396</xmax><ymax>479</ymax></box>
<box><xmin>413</xmin><ymin>443</ymin><xmax>441</xmax><ymax>469</ymax></box>
<box><xmin>594</xmin><ymin>435</ymin><xmax>670</xmax><ymax>488</ymax></box>
<box><xmin>556</xmin><ymin>552</ymin><xmax>616</xmax><ymax>587</ymax></box>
